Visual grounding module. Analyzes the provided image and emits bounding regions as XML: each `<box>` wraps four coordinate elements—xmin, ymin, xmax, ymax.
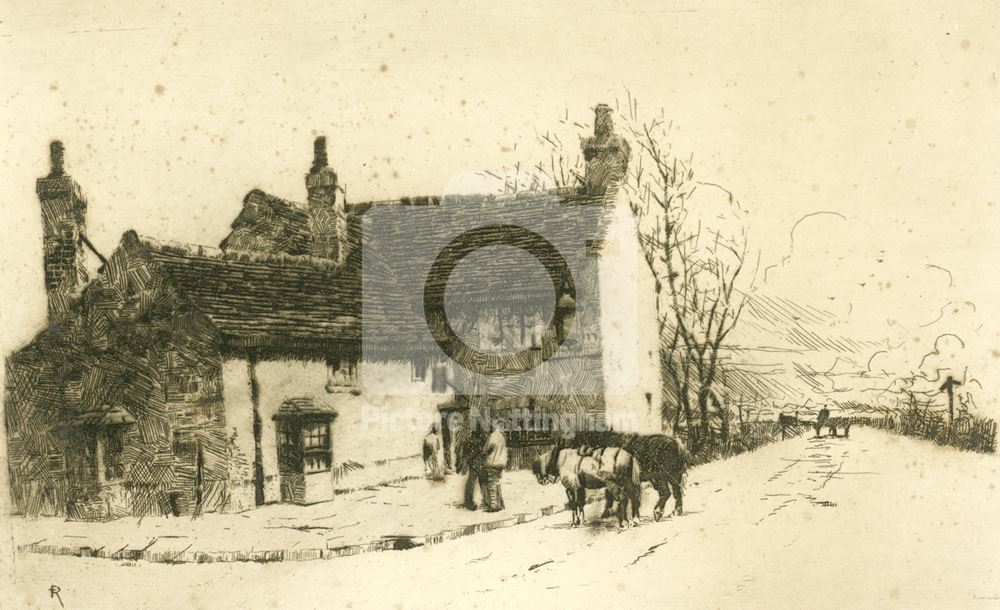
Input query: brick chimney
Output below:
<box><xmin>581</xmin><ymin>104</ymin><xmax>630</xmax><ymax>195</ymax></box>
<box><xmin>306</xmin><ymin>136</ymin><xmax>347</xmax><ymax>262</ymax></box>
<box><xmin>37</xmin><ymin>140</ymin><xmax>88</xmax><ymax>325</ymax></box>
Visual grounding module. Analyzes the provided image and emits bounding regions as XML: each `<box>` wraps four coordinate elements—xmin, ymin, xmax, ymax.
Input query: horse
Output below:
<box><xmin>570</xmin><ymin>432</ymin><xmax>691</xmax><ymax>521</ymax></box>
<box><xmin>532</xmin><ymin>446</ymin><xmax>642</xmax><ymax>528</ymax></box>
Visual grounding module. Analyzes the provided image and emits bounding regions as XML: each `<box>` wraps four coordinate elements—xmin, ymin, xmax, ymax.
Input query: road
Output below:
<box><xmin>3</xmin><ymin>429</ymin><xmax>999</xmax><ymax>609</ymax></box>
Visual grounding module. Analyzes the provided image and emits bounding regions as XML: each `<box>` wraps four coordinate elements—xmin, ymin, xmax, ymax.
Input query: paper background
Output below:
<box><xmin>2</xmin><ymin>1</ymin><xmax>999</xmax><ymax>607</ymax></box>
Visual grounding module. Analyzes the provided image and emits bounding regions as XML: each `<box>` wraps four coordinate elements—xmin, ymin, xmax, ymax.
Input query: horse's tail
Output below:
<box><xmin>631</xmin><ymin>455</ymin><xmax>642</xmax><ymax>491</ymax></box>
<box><xmin>676</xmin><ymin>437</ymin><xmax>693</xmax><ymax>487</ymax></box>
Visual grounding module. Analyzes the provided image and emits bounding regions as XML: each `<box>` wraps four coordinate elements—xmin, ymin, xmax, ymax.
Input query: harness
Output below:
<box><xmin>604</xmin><ymin>447</ymin><xmax>621</xmax><ymax>467</ymax></box>
<box><xmin>570</xmin><ymin>447</ymin><xmax>622</xmax><ymax>475</ymax></box>
<box><xmin>545</xmin><ymin>446</ymin><xmax>561</xmax><ymax>478</ymax></box>
<box><xmin>553</xmin><ymin>450</ymin><xmax>588</xmax><ymax>477</ymax></box>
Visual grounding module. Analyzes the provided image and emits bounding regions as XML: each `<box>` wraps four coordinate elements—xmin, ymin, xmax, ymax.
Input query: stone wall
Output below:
<box><xmin>157</xmin><ymin>315</ymin><xmax>230</xmax><ymax>516</ymax></box>
<box><xmin>5</xmin><ymin>233</ymin><xmax>232</xmax><ymax>519</ymax></box>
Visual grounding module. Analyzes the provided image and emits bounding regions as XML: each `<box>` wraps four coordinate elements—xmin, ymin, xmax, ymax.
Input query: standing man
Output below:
<box><xmin>458</xmin><ymin>425</ymin><xmax>486</xmax><ymax>510</ymax></box>
<box><xmin>422</xmin><ymin>422</ymin><xmax>444</xmax><ymax>481</ymax></box>
<box><xmin>816</xmin><ymin>406</ymin><xmax>831</xmax><ymax>437</ymax></box>
<box><xmin>481</xmin><ymin>419</ymin><xmax>509</xmax><ymax>512</ymax></box>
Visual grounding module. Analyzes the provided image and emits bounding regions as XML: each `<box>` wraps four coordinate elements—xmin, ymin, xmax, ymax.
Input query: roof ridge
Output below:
<box><xmin>246</xmin><ymin>188</ymin><xmax>307</xmax><ymax>211</ymax></box>
<box><xmin>347</xmin><ymin>185</ymin><xmax>607</xmax><ymax>208</ymax></box>
<box><xmin>138</xmin><ymin>235</ymin><xmax>345</xmax><ymax>271</ymax></box>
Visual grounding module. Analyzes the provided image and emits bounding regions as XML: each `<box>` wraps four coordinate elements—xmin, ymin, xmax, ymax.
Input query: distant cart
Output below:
<box><xmin>778</xmin><ymin>408</ymin><xmax>852</xmax><ymax>439</ymax></box>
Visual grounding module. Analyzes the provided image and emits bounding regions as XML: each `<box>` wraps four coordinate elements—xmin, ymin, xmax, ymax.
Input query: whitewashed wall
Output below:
<box><xmin>221</xmin><ymin>358</ymin><xmax>257</xmax><ymax>512</ymax></box>
<box><xmin>222</xmin><ymin>357</ymin><xmax>450</xmax><ymax>508</ymax></box>
<box><xmin>598</xmin><ymin>191</ymin><xmax>662</xmax><ymax>434</ymax></box>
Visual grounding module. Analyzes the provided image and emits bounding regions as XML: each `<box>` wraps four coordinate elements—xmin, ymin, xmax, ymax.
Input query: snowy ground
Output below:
<box><xmin>9</xmin><ymin>469</ymin><xmax>567</xmax><ymax>561</ymax></box>
<box><xmin>3</xmin><ymin>428</ymin><xmax>999</xmax><ymax>609</ymax></box>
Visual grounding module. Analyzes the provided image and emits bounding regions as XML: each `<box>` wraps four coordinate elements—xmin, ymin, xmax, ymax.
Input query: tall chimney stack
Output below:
<box><xmin>312</xmin><ymin>136</ymin><xmax>329</xmax><ymax>173</ymax></box>
<box><xmin>37</xmin><ymin>140</ymin><xmax>88</xmax><ymax>325</ymax></box>
<box><xmin>581</xmin><ymin>103</ymin><xmax>630</xmax><ymax>195</ymax></box>
<box><xmin>306</xmin><ymin>136</ymin><xmax>347</xmax><ymax>262</ymax></box>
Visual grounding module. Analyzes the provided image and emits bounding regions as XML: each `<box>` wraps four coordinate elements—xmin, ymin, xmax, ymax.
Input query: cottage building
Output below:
<box><xmin>4</xmin><ymin>104</ymin><xmax>660</xmax><ymax>520</ymax></box>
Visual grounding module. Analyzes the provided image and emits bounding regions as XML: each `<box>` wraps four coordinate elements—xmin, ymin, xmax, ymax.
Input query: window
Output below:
<box><xmin>302</xmin><ymin>420</ymin><xmax>331</xmax><ymax>473</ymax></box>
<box><xmin>177</xmin><ymin>375</ymin><xmax>200</xmax><ymax>394</ymax></box>
<box><xmin>303</xmin><ymin>421</ymin><xmax>329</xmax><ymax>450</ymax></box>
<box><xmin>479</xmin><ymin>309</ymin><xmax>503</xmax><ymax>352</ymax></box>
<box><xmin>585</xmin><ymin>239</ymin><xmax>605</xmax><ymax>257</ymax></box>
<box><xmin>513</xmin><ymin>312</ymin><xmax>546</xmax><ymax>349</ymax></box>
<box><xmin>326</xmin><ymin>355</ymin><xmax>359</xmax><ymax>392</ymax></box>
<box><xmin>477</xmin><ymin>309</ymin><xmax>543</xmax><ymax>351</ymax></box>
<box><xmin>279</xmin><ymin>429</ymin><xmax>297</xmax><ymax>448</ymax></box>
<box><xmin>102</xmin><ymin>427</ymin><xmax>125</xmax><ymax>481</ymax></box>
<box><xmin>166</xmin><ymin>372</ymin><xmax>201</xmax><ymax>394</ymax></box>
<box><xmin>500</xmin><ymin>310</ymin><xmax>521</xmax><ymax>350</ymax></box>
<box><xmin>411</xmin><ymin>355</ymin><xmax>428</xmax><ymax>382</ymax></box>
<box><xmin>431</xmin><ymin>361</ymin><xmax>449</xmax><ymax>393</ymax></box>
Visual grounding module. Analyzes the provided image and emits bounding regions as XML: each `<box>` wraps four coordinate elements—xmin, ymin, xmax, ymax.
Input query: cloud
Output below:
<box><xmin>918</xmin><ymin>300</ymin><xmax>977</xmax><ymax>329</ymax></box>
<box><xmin>923</xmin><ymin>264</ymin><xmax>954</xmax><ymax>288</ymax></box>
<box><xmin>763</xmin><ymin>211</ymin><xmax>848</xmax><ymax>285</ymax></box>
<box><xmin>916</xmin><ymin>333</ymin><xmax>967</xmax><ymax>385</ymax></box>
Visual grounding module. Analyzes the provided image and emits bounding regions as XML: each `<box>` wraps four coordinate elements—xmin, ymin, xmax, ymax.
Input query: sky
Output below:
<box><xmin>2</xmin><ymin>0</ymin><xmax>998</xmax><ymax>416</ymax></box>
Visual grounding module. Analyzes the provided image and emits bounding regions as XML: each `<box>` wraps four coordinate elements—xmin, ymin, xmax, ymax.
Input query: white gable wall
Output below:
<box><xmin>598</xmin><ymin>190</ymin><xmax>662</xmax><ymax>434</ymax></box>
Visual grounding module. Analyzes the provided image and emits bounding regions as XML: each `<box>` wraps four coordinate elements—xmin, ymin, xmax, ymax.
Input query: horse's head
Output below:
<box><xmin>532</xmin><ymin>452</ymin><xmax>549</xmax><ymax>484</ymax></box>
<box><xmin>533</xmin><ymin>451</ymin><xmax>558</xmax><ymax>484</ymax></box>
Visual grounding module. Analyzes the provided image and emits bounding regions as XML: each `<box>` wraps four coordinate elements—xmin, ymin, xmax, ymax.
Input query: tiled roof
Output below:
<box><xmin>272</xmin><ymin>397</ymin><xmax>339</xmax><ymax>419</ymax></box>
<box><xmin>361</xmin><ymin>187</ymin><xmax>617</xmax><ymax>349</ymax></box>
<box><xmin>139</xmin><ymin>235</ymin><xmax>362</xmax><ymax>352</ymax></box>
<box><xmin>219</xmin><ymin>190</ymin><xmax>312</xmax><ymax>256</ymax></box>
<box><xmin>134</xmin><ymin>185</ymin><xmax>617</xmax><ymax>355</ymax></box>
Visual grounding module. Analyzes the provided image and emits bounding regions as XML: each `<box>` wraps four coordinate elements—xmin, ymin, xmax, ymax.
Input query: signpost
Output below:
<box><xmin>940</xmin><ymin>376</ymin><xmax>961</xmax><ymax>427</ymax></box>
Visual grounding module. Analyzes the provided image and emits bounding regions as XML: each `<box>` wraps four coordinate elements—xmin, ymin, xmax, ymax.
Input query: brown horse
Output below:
<box><xmin>532</xmin><ymin>447</ymin><xmax>642</xmax><ymax>528</ymax></box>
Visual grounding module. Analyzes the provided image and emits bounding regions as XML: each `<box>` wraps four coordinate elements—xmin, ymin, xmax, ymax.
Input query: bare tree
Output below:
<box><xmin>474</xmin><ymin>123</ymin><xmax>583</xmax><ymax>195</ymax></box>
<box><xmin>534</xmin><ymin>118</ymin><xmax>584</xmax><ymax>190</ymax></box>
<box><xmin>527</xmin><ymin>100</ymin><xmax>757</xmax><ymax>447</ymax></box>
<box><xmin>618</xmin><ymin>99</ymin><xmax>756</xmax><ymax>449</ymax></box>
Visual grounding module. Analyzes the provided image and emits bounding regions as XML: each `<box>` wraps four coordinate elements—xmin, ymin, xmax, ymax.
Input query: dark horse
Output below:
<box><xmin>569</xmin><ymin>432</ymin><xmax>691</xmax><ymax>521</ymax></box>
